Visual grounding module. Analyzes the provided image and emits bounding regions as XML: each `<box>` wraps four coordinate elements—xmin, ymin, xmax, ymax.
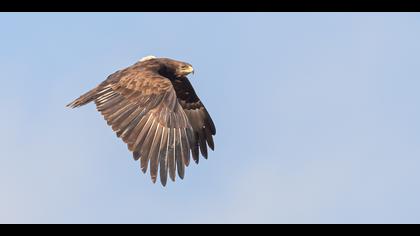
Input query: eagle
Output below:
<box><xmin>67</xmin><ymin>56</ymin><xmax>216</xmax><ymax>186</ymax></box>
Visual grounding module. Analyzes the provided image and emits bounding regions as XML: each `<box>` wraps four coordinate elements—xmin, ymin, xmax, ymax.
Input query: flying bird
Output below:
<box><xmin>67</xmin><ymin>56</ymin><xmax>216</xmax><ymax>186</ymax></box>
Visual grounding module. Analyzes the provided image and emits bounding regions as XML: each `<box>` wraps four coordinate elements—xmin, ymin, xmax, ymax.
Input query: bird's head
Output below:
<box><xmin>175</xmin><ymin>62</ymin><xmax>194</xmax><ymax>77</ymax></box>
<box><xmin>164</xmin><ymin>58</ymin><xmax>194</xmax><ymax>77</ymax></box>
<box><xmin>139</xmin><ymin>56</ymin><xmax>194</xmax><ymax>78</ymax></box>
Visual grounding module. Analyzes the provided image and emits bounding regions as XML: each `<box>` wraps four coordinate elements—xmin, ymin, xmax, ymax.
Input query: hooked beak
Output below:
<box><xmin>180</xmin><ymin>65</ymin><xmax>194</xmax><ymax>76</ymax></box>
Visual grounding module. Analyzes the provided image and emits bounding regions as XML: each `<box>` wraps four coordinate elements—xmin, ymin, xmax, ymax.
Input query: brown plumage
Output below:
<box><xmin>67</xmin><ymin>56</ymin><xmax>216</xmax><ymax>186</ymax></box>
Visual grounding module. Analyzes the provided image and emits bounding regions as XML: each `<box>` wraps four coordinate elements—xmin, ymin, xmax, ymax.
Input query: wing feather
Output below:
<box><xmin>140</xmin><ymin>119</ymin><xmax>157</xmax><ymax>173</ymax></box>
<box><xmin>149</xmin><ymin>124</ymin><xmax>163</xmax><ymax>182</ymax></box>
<box><xmin>167</xmin><ymin>127</ymin><xmax>176</xmax><ymax>182</ymax></box>
<box><xmin>175</xmin><ymin>128</ymin><xmax>184</xmax><ymax>179</ymax></box>
<box><xmin>158</xmin><ymin>127</ymin><xmax>169</xmax><ymax>186</ymax></box>
<box><xmin>171</xmin><ymin>77</ymin><xmax>216</xmax><ymax>164</ymax></box>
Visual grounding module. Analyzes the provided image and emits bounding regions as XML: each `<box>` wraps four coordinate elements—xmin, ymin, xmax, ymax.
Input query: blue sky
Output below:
<box><xmin>1</xmin><ymin>13</ymin><xmax>420</xmax><ymax>223</ymax></box>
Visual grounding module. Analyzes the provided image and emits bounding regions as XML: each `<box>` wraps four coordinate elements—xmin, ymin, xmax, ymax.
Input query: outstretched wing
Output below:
<box><xmin>172</xmin><ymin>77</ymin><xmax>216</xmax><ymax>164</ymax></box>
<box><xmin>91</xmin><ymin>70</ymin><xmax>195</xmax><ymax>186</ymax></box>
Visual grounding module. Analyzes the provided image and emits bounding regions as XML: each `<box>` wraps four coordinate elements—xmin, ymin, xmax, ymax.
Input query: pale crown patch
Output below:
<box><xmin>140</xmin><ymin>55</ymin><xmax>157</xmax><ymax>62</ymax></box>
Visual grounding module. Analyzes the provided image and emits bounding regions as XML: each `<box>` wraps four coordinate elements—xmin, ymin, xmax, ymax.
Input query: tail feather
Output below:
<box><xmin>67</xmin><ymin>87</ymin><xmax>100</xmax><ymax>108</ymax></box>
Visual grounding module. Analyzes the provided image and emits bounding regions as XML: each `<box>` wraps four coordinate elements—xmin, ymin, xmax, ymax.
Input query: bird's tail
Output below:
<box><xmin>66</xmin><ymin>87</ymin><xmax>100</xmax><ymax>108</ymax></box>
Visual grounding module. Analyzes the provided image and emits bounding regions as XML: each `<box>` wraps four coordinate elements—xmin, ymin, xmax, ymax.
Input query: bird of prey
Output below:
<box><xmin>67</xmin><ymin>56</ymin><xmax>216</xmax><ymax>186</ymax></box>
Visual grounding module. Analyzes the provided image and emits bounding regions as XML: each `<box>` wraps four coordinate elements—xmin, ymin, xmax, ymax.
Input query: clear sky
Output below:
<box><xmin>1</xmin><ymin>13</ymin><xmax>420</xmax><ymax>224</ymax></box>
